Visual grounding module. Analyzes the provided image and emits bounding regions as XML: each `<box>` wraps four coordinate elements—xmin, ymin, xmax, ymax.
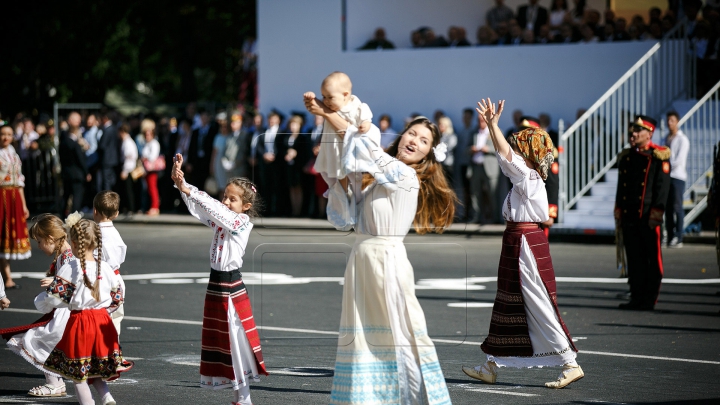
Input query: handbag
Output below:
<box><xmin>143</xmin><ymin>155</ymin><xmax>167</xmax><ymax>172</ymax></box>
<box><xmin>130</xmin><ymin>160</ymin><xmax>146</xmax><ymax>180</ymax></box>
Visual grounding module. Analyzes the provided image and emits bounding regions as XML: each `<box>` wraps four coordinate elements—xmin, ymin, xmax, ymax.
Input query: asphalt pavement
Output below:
<box><xmin>1</xmin><ymin>223</ymin><xmax>719</xmax><ymax>405</ymax></box>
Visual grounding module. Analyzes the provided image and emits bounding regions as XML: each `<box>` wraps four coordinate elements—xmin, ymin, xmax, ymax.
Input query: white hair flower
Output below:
<box><xmin>433</xmin><ymin>142</ymin><xmax>448</xmax><ymax>163</ymax></box>
<box><xmin>64</xmin><ymin>211</ymin><xmax>83</xmax><ymax>230</ymax></box>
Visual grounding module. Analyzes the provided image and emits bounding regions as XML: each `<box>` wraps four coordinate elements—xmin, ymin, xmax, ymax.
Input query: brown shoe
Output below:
<box><xmin>545</xmin><ymin>365</ymin><xmax>584</xmax><ymax>388</ymax></box>
<box><xmin>462</xmin><ymin>362</ymin><xmax>497</xmax><ymax>384</ymax></box>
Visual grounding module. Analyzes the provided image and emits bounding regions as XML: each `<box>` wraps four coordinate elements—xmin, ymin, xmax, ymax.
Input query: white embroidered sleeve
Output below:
<box><xmin>180</xmin><ymin>181</ymin><xmax>252</xmax><ymax>231</ymax></box>
<box><xmin>497</xmin><ymin>151</ymin><xmax>531</xmax><ymax>184</ymax></box>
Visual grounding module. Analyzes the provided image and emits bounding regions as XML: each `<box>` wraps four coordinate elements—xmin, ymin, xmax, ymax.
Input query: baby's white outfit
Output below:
<box><xmin>314</xmin><ymin>95</ymin><xmax>377</xmax><ymax>193</ymax></box>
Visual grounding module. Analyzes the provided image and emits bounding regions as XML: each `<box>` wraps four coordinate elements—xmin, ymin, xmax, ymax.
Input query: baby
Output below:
<box><xmin>304</xmin><ymin>71</ymin><xmax>378</xmax><ymax>192</ymax></box>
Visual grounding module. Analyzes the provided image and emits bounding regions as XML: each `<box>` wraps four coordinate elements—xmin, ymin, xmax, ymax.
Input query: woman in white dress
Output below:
<box><xmin>305</xmin><ymin>97</ymin><xmax>456</xmax><ymax>405</ymax></box>
<box><xmin>462</xmin><ymin>99</ymin><xmax>583</xmax><ymax>389</ymax></box>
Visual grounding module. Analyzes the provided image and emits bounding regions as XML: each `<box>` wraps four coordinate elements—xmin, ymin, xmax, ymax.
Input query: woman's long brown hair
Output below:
<box><xmin>361</xmin><ymin>117</ymin><xmax>457</xmax><ymax>234</ymax></box>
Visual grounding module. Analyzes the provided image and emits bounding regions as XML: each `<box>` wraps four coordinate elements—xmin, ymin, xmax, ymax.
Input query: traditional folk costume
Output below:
<box><xmin>1</xmin><ymin>250</ymin><xmax>74</xmax><ymax>379</ymax></box>
<box><xmin>179</xmin><ymin>182</ymin><xmax>268</xmax><ymax>404</ymax></box>
<box><xmin>615</xmin><ymin>116</ymin><xmax>671</xmax><ymax>310</ymax></box>
<box><xmin>0</xmin><ymin>145</ymin><xmax>31</xmax><ymax>261</ymax></box>
<box><xmin>14</xmin><ymin>254</ymin><xmax>126</xmax><ymax>382</ymax></box>
<box><xmin>327</xmin><ymin>125</ymin><xmax>452</xmax><ymax>405</ymax></box>
<box><xmin>99</xmin><ymin>221</ymin><xmax>128</xmax><ymax>335</ymax></box>
<box><xmin>314</xmin><ymin>95</ymin><xmax>377</xmax><ymax>201</ymax></box>
<box><xmin>463</xmin><ymin>128</ymin><xmax>582</xmax><ymax>389</ymax></box>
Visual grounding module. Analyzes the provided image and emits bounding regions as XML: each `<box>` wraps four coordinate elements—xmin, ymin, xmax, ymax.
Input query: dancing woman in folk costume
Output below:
<box><xmin>305</xmin><ymin>96</ymin><xmax>456</xmax><ymax>405</ymax></box>
<box><xmin>462</xmin><ymin>99</ymin><xmax>583</xmax><ymax>389</ymax></box>
<box><xmin>172</xmin><ymin>154</ymin><xmax>268</xmax><ymax>405</ymax></box>
<box><xmin>0</xmin><ymin>123</ymin><xmax>32</xmax><ymax>290</ymax></box>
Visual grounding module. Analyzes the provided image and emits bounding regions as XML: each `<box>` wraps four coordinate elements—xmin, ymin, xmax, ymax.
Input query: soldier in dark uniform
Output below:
<box><xmin>615</xmin><ymin>115</ymin><xmax>671</xmax><ymax>310</ymax></box>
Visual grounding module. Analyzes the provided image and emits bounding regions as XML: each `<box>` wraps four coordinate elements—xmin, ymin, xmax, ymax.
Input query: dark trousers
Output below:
<box><xmin>665</xmin><ymin>178</ymin><xmax>685</xmax><ymax>242</ymax></box>
<box><xmin>62</xmin><ymin>179</ymin><xmax>84</xmax><ymax>214</ymax></box>
<box><xmin>622</xmin><ymin>222</ymin><xmax>664</xmax><ymax>307</ymax></box>
<box><xmin>97</xmin><ymin>167</ymin><xmax>117</xmax><ymax>192</ymax></box>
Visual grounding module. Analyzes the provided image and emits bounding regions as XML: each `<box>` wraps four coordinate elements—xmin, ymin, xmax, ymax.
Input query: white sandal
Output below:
<box><xmin>28</xmin><ymin>383</ymin><xmax>66</xmax><ymax>397</ymax></box>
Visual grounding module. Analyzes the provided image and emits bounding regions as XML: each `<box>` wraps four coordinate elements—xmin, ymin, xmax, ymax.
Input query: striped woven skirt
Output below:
<box><xmin>481</xmin><ymin>222</ymin><xmax>577</xmax><ymax>368</ymax></box>
<box><xmin>200</xmin><ymin>269</ymin><xmax>268</xmax><ymax>390</ymax></box>
<box><xmin>330</xmin><ymin>235</ymin><xmax>451</xmax><ymax>405</ymax></box>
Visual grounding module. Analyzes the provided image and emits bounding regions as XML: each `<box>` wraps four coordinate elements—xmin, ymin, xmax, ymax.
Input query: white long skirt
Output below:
<box><xmin>330</xmin><ymin>235</ymin><xmax>451</xmax><ymax>405</ymax></box>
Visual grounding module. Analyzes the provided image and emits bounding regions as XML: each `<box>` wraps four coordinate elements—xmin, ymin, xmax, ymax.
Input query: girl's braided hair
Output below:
<box><xmin>68</xmin><ymin>219</ymin><xmax>103</xmax><ymax>302</ymax></box>
<box><xmin>29</xmin><ymin>214</ymin><xmax>67</xmax><ymax>276</ymax></box>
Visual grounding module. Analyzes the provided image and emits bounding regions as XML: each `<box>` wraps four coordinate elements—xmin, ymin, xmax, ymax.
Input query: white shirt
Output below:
<box><xmin>99</xmin><ymin>222</ymin><xmax>127</xmax><ymax>272</ymax></box>
<box><xmin>264</xmin><ymin>125</ymin><xmax>279</xmax><ymax>155</ymax></box>
<box><xmin>327</xmin><ymin>125</ymin><xmax>418</xmax><ymax>237</ymax></box>
<box><xmin>121</xmin><ymin>136</ymin><xmax>139</xmax><ymax>174</ymax></box>
<box><xmin>141</xmin><ymin>138</ymin><xmax>161</xmax><ymax>162</ymax></box>
<box><xmin>15</xmin><ymin>131</ymin><xmax>39</xmax><ymax>160</ymax></box>
<box><xmin>440</xmin><ymin>133</ymin><xmax>457</xmax><ymax>167</ymax></box>
<box><xmin>662</xmin><ymin>129</ymin><xmax>690</xmax><ymax>181</ymax></box>
<box><xmin>472</xmin><ymin>127</ymin><xmax>490</xmax><ymax>165</ymax></box>
<box><xmin>83</xmin><ymin>126</ymin><xmax>100</xmax><ymax>156</ymax></box>
<box><xmin>498</xmin><ymin>151</ymin><xmax>549</xmax><ymax>223</ymax></box>
<box><xmin>181</xmin><ymin>182</ymin><xmax>253</xmax><ymax>271</ymax></box>
<box><xmin>35</xmin><ymin>259</ymin><xmax>122</xmax><ymax>313</ymax></box>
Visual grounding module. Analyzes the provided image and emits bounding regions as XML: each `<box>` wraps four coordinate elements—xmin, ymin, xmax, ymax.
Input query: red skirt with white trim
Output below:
<box><xmin>0</xmin><ymin>186</ymin><xmax>31</xmax><ymax>260</ymax></box>
<box><xmin>43</xmin><ymin>308</ymin><xmax>130</xmax><ymax>382</ymax></box>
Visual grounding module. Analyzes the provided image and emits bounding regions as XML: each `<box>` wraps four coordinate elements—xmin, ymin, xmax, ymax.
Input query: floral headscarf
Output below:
<box><xmin>509</xmin><ymin>128</ymin><xmax>555</xmax><ymax>180</ymax></box>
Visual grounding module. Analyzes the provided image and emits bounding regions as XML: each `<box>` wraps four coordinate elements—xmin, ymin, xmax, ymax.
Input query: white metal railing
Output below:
<box><xmin>677</xmin><ymin>79</ymin><xmax>720</xmax><ymax>225</ymax></box>
<box><xmin>558</xmin><ymin>19</ymin><xmax>695</xmax><ymax>222</ymax></box>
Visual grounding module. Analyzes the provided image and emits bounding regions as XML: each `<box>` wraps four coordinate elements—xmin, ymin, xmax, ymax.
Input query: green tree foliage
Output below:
<box><xmin>0</xmin><ymin>0</ymin><xmax>255</xmax><ymax>117</ymax></box>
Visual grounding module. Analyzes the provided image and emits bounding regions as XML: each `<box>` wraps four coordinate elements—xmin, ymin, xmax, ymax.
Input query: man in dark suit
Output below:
<box><xmin>187</xmin><ymin>110</ymin><xmax>217</xmax><ymax>190</ymax></box>
<box><xmin>517</xmin><ymin>0</ymin><xmax>548</xmax><ymax>37</ymax></box>
<box><xmin>253</xmin><ymin>110</ymin><xmax>283</xmax><ymax>216</ymax></box>
<box><xmin>97</xmin><ymin>109</ymin><xmax>119</xmax><ymax>191</ymax></box>
<box><xmin>59</xmin><ymin>111</ymin><xmax>89</xmax><ymax>214</ymax></box>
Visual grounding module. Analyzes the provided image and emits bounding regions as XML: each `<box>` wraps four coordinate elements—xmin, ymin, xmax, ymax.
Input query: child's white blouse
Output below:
<box><xmin>327</xmin><ymin>124</ymin><xmax>418</xmax><ymax>237</ymax></box>
<box><xmin>35</xmin><ymin>258</ymin><xmax>123</xmax><ymax>313</ymax></box>
<box><xmin>181</xmin><ymin>182</ymin><xmax>253</xmax><ymax>271</ymax></box>
<box><xmin>337</xmin><ymin>95</ymin><xmax>373</xmax><ymax>128</ymax></box>
<box><xmin>497</xmin><ymin>151</ymin><xmax>549</xmax><ymax>223</ymax></box>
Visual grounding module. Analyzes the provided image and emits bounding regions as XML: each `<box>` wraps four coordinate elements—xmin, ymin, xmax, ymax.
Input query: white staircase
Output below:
<box><xmin>562</xmin><ymin>169</ymin><xmax>617</xmax><ymax>230</ymax></box>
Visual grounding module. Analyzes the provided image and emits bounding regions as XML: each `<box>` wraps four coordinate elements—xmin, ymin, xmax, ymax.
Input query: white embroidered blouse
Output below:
<box><xmin>180</xmin><ymin>182</ymin><xmax>253</xmax><ymax>271</ymax></box>
<box><xmin>326</xmin><ymin>125</ymin><xmax>418</xmax><ymax>237</ymax></box>
<box><xmin>35</xmin><ymin>255</ymin><xmax>123</xmax><ymax>313</ymax></box>
<box><xmin>0</xmin><ymin>145</ymin><xmax>25</xmax><ymax>187</ymax></box>
<box><xmin>497</xmin><ymin>151</ymin><xmax>549</xmax><ymax>223</ymax></box>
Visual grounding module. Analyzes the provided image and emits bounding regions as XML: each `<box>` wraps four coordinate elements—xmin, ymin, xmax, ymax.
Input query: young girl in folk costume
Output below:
<box><xmin>0</xmin><ymin>123</ymin><xmax>32</xmax><ymax>290</ymax></box>
<box><xmin>462</xmin><ymin>99</ymin><xmax>583</xmax><ymax>389</ymax></box>
<box><xmin>171</xmin><ymin>153</ymin><xmax>268</xmax><ymax>405</ymax></box>
<box><xmin>37</xmin><ymin>215</ymin><xmax>128</xmax><ymax>405</ymax></box>
<box><xmin>0</xmin><ymin>214</ymin><xmax>73</xmax><ymax>397</ymax></box>
<box><xmin>306</xmin><ymin>95</ymin><xmax>455</xmax><ymax>405</ymax></box>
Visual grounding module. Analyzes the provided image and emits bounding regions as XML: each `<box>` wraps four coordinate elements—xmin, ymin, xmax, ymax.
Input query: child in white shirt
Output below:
<box><xmin>304</xmin><ymin>71</ymin><xmax>378</xmax><ymax>195</ymax></box>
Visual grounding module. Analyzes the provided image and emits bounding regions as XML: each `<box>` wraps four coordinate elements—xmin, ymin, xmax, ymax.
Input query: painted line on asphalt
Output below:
<box><xmin>462</xmin><ymin>388</ymin><xmax>539</xmax><ymax>397</ymax></box>
<box><xmin>447</xmin><ymin>303</ymin><xmax>494</xmax><ymax>308</ymax></box>
<box><xmin>7</xmin><ymin>310</ymin><xmax>720</xmax><ymax>365</ymax></box>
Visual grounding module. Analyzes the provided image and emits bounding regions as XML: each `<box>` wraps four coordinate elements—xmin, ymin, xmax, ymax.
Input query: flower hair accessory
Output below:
<box><xmin>64</xmin><ymin>211</ymin><xmax>83</xmax><ymax>230</ymax></box>
<box><xmin>250</xmin><ymin>185</ymin><xmax>257</xmax><ymax>193</ymax></box>
<box><xmin>433</xmin><ymin>142</ymin><xmax>448</xmax><ymax>163</ymax></box>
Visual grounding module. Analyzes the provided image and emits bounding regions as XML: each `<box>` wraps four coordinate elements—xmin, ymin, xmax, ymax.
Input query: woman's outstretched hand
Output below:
<box><xmin>171</xmin><ymin>153</ymin><xmax>191</xmax><ymax>195</ymax></box>
<box><xmin>476</xmin><ymin>98</ymin><xmax>504</xmax><ymax>126</ymax></box>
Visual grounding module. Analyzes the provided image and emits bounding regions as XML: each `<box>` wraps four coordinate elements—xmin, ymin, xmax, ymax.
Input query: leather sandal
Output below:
<box><xmin>28</xmin><ymin>383</ymin><xmax>66</xmax><ymax>397</ymax></box>
<box><xmin>462</xmin><ymin>361</ymin><xmax>498</xmax><ymax>384</ymax></box>
<box><xmin>545</xmin><ymin>365</ymin><xmax>584</xmax><ymax>388</ymax></box>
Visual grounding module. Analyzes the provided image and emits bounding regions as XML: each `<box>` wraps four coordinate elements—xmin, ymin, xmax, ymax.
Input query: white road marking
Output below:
<box><xmin>447</xmin><ymin>302</ymin><xmax>494</xmax><ymax>308</ymax></box>
<box><xmin>453</xmin><ymin>384</ymin><xmax>539</xmax><ymax>397</ymax></box>
<box><xmin>580</xmin><ymin>350</ymin><xmax>720</xmax><ymax>365</ymax></box>
<box><xmin>150</xmin><ymin>279</ymin><xmax>196</xmax><ymax>284</ymax></box>
<box><xmin>269</xmin><ymin>367</ymin><xmax>334</xmax><ymax>377</ymax></box>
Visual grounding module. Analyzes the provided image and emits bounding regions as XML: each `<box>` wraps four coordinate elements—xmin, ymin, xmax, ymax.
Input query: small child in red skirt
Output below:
<box><xmin>33</xmin><ymin>215</ymin><xmax>129</xmax><ymax>405</ymax></box>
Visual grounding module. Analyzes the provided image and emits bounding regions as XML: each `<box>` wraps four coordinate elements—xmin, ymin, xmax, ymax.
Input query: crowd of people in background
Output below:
<box><xmin>359</xmin><ymin>0</ymin><xmax>720</xmax><ymax>49</ymax></box>
<box><xmin>3</xmin><ymin>103</ymin><xmax>571</xmax><ymax>225</ymax></box>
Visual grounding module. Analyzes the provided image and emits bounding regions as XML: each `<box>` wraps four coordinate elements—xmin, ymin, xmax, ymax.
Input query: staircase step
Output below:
<box><xmin>590</xmin><ymin>183</ymin><xmax>617</xmax><ymax>197</ymax></box>
<box><xmin>604</xmin><ymin>169</ymin><xmax>619</xmax><ymax>183</ymax></box>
